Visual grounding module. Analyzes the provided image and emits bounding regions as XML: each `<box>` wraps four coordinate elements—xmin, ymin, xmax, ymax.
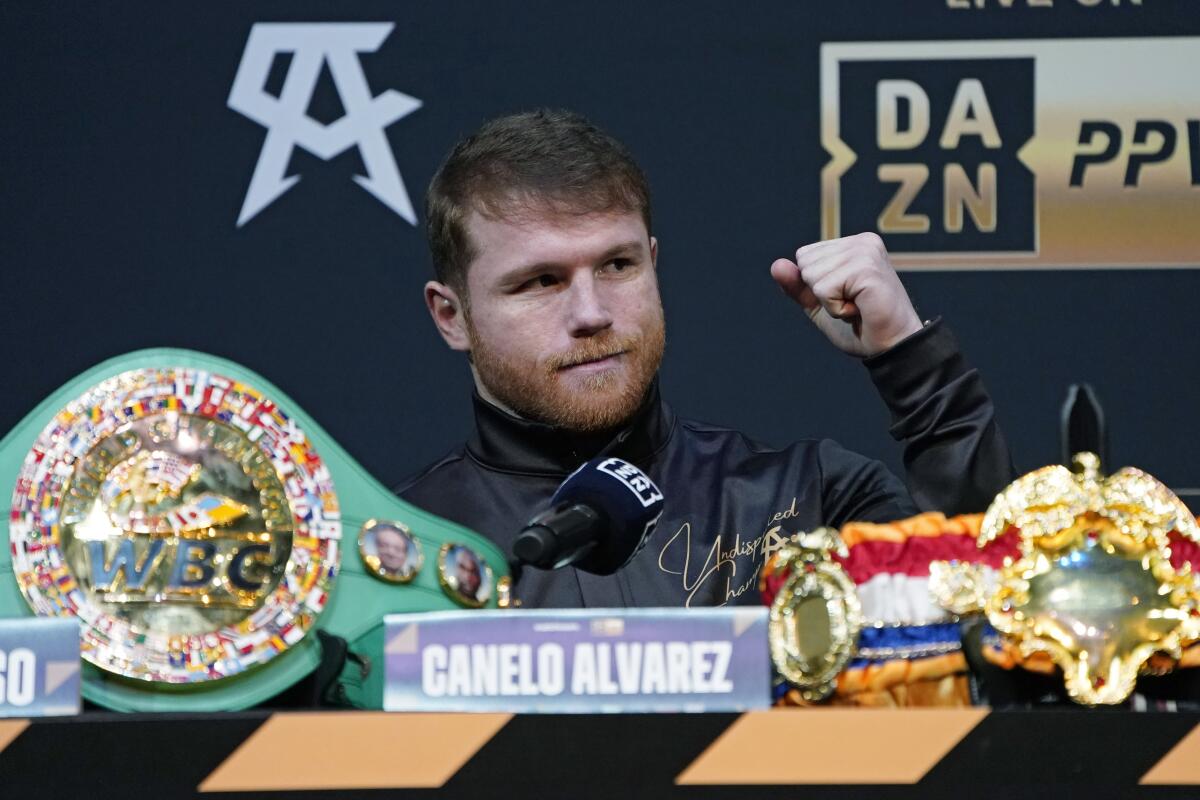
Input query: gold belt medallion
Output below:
<box><xmin>763</xmin><ymin>528</ymin><xmax>863</xmax><ymax>702</ymax></box>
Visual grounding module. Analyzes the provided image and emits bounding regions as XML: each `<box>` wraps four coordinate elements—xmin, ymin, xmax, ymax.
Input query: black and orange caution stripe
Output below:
<box><xmin>1</xmin><ymin>709</ymin><xmax>1200</xmax><ymax>797</ymax></box>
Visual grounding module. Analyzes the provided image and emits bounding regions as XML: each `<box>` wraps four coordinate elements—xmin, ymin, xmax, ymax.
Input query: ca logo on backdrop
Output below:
<box><xmin>822</xmin><ymin>39</ymin><xmax>1200</xmax><ymax>268</ymax></box>
<box><xmin>228</xmin><ymin>23</ymin><xmax>420</xmax><ymax>227</ymax></box>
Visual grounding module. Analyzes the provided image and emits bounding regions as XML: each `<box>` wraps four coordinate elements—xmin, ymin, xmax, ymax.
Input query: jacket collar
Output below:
<box><xmin>466</xmin><ymin>379</ymin><xmax>675</xmax><ymax>476</ymax></box>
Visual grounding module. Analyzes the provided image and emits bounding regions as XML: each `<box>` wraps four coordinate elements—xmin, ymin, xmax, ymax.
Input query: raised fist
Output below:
<box><xmin>770</xmin><ymin>232</ymin><xmax>923</xmax><ymax>358</ymax></box>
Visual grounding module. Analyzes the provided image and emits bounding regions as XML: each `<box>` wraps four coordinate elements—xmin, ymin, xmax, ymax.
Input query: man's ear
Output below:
<box><xmin>424</xmin><ymin>281</ymin><xmax>470</xmax><ymax>352</ymax></box>
<box><xmin>650</xmin><ymin>236</ymin><xmax>658</xmax><ymax>269</ymax></box>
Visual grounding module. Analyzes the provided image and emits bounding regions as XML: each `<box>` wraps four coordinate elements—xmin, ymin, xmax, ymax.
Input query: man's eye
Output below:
<box><xmin>603</xmin><ymin>259</ymin><xmax>634</xmax><ymax>273</ymax></box>
<box><xmin>518</xmin><ymin>274</ymin><xmax>558</xmax><ymax>291</ymax></box>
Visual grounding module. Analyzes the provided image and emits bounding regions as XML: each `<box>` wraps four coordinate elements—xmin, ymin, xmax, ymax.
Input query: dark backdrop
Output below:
<box><xmin>3</xmin><ymin>1</ymin><xmax>1198</xmax><ymax>508</ymax></box>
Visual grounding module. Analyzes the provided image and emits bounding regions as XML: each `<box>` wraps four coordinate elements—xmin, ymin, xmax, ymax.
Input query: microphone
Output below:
<box><xmin>512</xmin><ymin>457</ymin><xmax>665</xmax><ymax>575</ymax></box>
<box><xmin>1060</xmin><ymin>383</ymin><xmax>1108</xmax><ymax>468</ymax></box>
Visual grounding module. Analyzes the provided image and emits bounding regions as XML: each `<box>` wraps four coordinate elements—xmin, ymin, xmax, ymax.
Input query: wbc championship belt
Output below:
<box><xmin>0</xmin><ymin>349</ymin><xmax>509</xmax><ymax>712</ymax></box>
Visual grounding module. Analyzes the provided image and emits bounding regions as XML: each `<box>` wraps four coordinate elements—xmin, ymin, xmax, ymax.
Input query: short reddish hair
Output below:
<box><xmin>425</xmin><ymin>109</ymin><xmax>653</xmax><ymax>294</ymax></box>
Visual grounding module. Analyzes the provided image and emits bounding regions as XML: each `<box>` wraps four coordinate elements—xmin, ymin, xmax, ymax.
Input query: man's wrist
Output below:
<box><xmin>862</xmin><ymin>317</ymin><xmax>971</xmax><ymax>428</ymax></box>
<box><xmin>866</xmin><ymin>317</ymin><xmax>931</xmax><ymax>361</ymax></box>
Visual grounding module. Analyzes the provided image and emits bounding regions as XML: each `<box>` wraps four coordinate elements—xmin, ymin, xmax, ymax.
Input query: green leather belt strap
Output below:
<box><xmin>0</xmin><ymin>348</ymin><xmax>508</xmax><ymax>712</ymax></box>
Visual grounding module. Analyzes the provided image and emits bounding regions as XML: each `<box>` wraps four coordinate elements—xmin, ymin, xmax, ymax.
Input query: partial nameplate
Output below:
<box><xmin>0</xmin><ymin>618</ymin><xmax>80</xmax><ymax>718</ymax></box>
<box><xmin>384</xmin><ymin>607</ymin><xmax>769</xmax><ymax>713</ymax></box>
<box><xmin>821</xmin><ymin>38</ymin><xmax>1200</xmax><ymax>269</ymax></box>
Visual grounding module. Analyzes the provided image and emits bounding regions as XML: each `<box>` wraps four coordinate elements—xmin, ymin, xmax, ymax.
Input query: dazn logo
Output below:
<box><xmin>828</xmin><ymin>58</ymin><xmax>1035</xmax><ymax>255</ymax></box>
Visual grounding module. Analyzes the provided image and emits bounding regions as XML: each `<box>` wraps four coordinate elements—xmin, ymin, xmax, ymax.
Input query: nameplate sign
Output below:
<box><xmin>0</xmin><ymin>618</ymin><xmax>80</xmax><ymax>718</ymax></box>
<box><xmin>384</xmin><ymin>607</ymin><xmax>769</xmax><ymax>713</ymax></box>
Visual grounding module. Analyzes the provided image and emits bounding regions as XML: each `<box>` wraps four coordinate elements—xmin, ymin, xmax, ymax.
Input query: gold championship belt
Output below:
<box><xmin>0</xmin><ymin>350</ymin><xmax>509</xmax><ymax>711</ymax></box>
<box><xmin>763</xmin><ymin>454</ymin><xmax>1200</xmax><ymax>707</ymax></box>
<box><xmin>762</xmin><ymin>528</ymin><xmax>863</xmax><ymax>703</ymax></box>
<box><xmin>761</xmin><ymin>520</ymin><xmax>977</xmax><ymax>708</ymax></box>
<box><xmin>932</xmin><ymin>453</ymin><xmax>1200</xmax><ymax>705</ymax></box>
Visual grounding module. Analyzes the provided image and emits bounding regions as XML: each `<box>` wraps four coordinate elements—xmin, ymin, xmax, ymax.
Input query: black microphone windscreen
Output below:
<box><xmin>550</xmin><ymin>457</ymin><xmax>664</xmax><ymax>574</ymax></box>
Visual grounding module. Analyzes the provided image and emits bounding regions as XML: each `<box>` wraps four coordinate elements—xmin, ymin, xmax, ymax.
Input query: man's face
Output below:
<box><xmin>455</xmin><ymin>550</ymin><xmax>482</xmax><ymax>596</ymax></box>
<box><xmin>375</xmin><ymin>528</ymin><xmax>409</xmax><ymax>572</ymax></box>
<box><xmin>450</xmin><ymin>208</ymin><xmax>665</xmax><ymax>432</ymax></box>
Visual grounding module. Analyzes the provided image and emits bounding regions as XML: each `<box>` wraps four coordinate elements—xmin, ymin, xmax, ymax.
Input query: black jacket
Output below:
<box><xmin>397</xmin><ymin>320</ymin><xmax>1015</xmax><ymax>609</ymax></box>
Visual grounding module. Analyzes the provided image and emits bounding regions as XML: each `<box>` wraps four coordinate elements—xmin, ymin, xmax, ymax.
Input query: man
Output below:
<box><xmin>374</xmin><ymin>524</ymin><xmax>412</xmax><ymax>576</ymax></box>
<box><xmin>398</xmin><ymin>109</ymin><xmax>1014</xmax><ymax>608</ymax></box>
<box><xmin>452</xmin><ymin>547</ymin><xmax>484</xmax><ymax>602</ymax></box>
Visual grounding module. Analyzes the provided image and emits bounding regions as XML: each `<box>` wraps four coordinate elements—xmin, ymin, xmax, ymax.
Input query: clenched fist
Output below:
<box><xmin>770</xmin><ymin>232</ymin><xmax>923</xmax><ymax>358</ymax></box>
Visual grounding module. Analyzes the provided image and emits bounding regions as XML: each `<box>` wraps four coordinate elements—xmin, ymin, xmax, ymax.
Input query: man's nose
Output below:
<box><xmin>565</xmin><ymin>274</ymin><xmax>613</xmax><ymax>337</ymax></box>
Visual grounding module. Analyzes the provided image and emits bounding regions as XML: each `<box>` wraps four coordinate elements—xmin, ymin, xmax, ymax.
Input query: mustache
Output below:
<box><xmin>547</xmin><ymin>335</ymin><xmax>640</xmax><ymax>371</ymax></box>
